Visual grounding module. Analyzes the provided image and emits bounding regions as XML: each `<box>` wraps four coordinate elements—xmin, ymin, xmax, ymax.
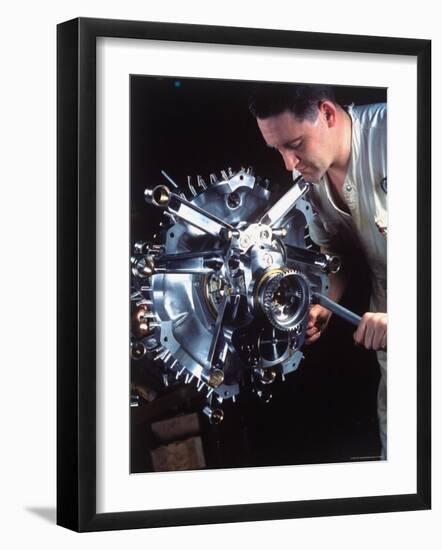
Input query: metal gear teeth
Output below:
<box><xmin>262</xmin><ymin>269</ymin><xmax>311</xmax><ymax>332</ymax></box>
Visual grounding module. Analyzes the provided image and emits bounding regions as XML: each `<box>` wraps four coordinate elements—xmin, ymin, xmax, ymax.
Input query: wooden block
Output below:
<box><xmin>150</xmin><ymin>436</ymin><xmax>206</xmax><ymax>472</ymax></box>
<box><xmin>151</xmin><ymin>413</ymin><xmax>200</xmax><ymax>443</ymax></box>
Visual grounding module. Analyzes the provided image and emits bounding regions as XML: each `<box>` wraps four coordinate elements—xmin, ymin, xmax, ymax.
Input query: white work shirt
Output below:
<box><xmin>306</xmin><ymin>102</ymin><xmax>387</xmax><ymax>313</ymax></box>
<box><xmin>305</xmin><ymin>103</ymin><xmax>388</xmax><ymax>457</ymax></box>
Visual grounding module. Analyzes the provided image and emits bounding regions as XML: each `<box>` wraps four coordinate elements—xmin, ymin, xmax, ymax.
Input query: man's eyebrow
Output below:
<box><xmin>266</xmin><ymin>137</ymin><xmax>302</xmax><ymax>149</ymax></box>
<box><xmin>283</xmin><ymin>137</ymin><xmax>303</xmax><ymax>147</ymax></box>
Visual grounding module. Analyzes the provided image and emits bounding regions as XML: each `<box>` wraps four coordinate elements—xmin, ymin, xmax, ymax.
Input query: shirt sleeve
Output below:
<box><xmin>306</xmin><ymin>186</ymin><xmax>337</xmax><ymax>250</ymax></box>
<box><xmin>308</xmin><ymin>214</ymin><xmax>334</xmax><ymax>249</ymax></box>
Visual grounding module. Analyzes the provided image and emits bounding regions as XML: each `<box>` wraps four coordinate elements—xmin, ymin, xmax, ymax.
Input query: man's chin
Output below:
<box><xmin>302</xmin><ymin>172</ymin><xmax>321</xmax><ymax>184</ymax></box>
<box><xmin>292</xmin><ymin>168</ymin><xmax>322</xmax><ymax>184</ymax></box>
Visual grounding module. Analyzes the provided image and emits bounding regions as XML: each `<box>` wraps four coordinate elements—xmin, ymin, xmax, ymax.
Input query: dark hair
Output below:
<box><xmin>248</xmin><ymin>83</ymin><xmax>336</xmax><ymax>122</ymax></box>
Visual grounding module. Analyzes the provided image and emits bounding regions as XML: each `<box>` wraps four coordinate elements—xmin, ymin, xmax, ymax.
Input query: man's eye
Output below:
<box><xmin>290</xmin><ymin>141</ymin><xmax>302</xmax><ymax>150</ymax></box>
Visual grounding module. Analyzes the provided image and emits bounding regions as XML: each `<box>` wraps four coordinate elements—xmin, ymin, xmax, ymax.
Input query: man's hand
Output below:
<box><xmin>353</xmin><ymin>312</ymin><xmax>387</xmax><ymax>351</ymax></box>
<box><xmin>305</xmin><ymin>304</ymin><xmax>333</xmax><ymax>345</ymax></box>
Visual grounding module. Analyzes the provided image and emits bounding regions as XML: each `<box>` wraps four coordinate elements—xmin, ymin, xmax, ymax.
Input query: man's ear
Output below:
<box><xmin>319</xmin><ymin>100</ymin><xmax>337</xmax><ymax>128</ymax></box>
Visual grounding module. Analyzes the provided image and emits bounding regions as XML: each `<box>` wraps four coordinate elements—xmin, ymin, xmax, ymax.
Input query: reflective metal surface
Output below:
<box><xmin>131</xmin><ymin>169</ymin><xmax>330</xmax><ymax>420</ymax></box>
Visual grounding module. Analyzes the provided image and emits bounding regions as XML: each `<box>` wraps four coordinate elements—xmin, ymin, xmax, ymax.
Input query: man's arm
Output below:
<box><xmin>305</xmin><ymin>248</ymin><xmax>387</xmax><ymax>351</ymax></box>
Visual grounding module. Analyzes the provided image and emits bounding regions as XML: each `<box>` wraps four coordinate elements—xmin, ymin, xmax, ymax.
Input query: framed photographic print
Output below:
<box><xmin>57</xmin><ymin>17</ymin><xmax>431</xmax><ymax>532</ymax></box>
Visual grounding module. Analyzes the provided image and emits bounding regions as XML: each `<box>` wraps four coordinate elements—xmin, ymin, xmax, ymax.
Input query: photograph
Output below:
<box><xmin>55</xmin><ymin>16</ymin><xmax>431</xmax><ymax>532</ymax></box>
<box><xmin>129</xmin><ymin>76</ymin><xmax>388</xmax><ymax>474</ymax></box>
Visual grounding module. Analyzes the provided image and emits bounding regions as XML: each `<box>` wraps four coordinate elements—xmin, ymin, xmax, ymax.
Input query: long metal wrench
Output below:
<box><xmin>312</xmin><ymin>292</ymin><xmax>362</xmax><ymax>327</ymax></box>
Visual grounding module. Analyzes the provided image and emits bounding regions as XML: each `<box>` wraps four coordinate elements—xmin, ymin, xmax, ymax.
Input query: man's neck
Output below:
<box><xmin>326</xmin><ymin>106</ymin><xmax>353</xmax><ymax>197</ymax></box>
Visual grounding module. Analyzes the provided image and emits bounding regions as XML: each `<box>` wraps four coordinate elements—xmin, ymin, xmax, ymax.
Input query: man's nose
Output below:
<box><xmin>281</xmin><ymin>151</ymin><xmax>299</xmax><ymax>171</ymax></box>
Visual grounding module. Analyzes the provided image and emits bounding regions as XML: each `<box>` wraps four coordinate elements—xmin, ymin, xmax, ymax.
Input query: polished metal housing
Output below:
<box><xmin>131</xmin><ymin>169</ymin><xmax>334</xmax><ymax>419</ymax></box>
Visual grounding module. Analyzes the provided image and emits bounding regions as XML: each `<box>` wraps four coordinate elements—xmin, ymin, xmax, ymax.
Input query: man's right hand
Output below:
<box><xmin>305</xmin><ymin>304</ymin><xmax>333</xmax><ymax>345</ymax></box>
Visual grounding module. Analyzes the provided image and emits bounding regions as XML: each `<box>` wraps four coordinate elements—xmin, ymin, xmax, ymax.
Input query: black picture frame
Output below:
<box><xmin>57</xmin><ymin>17</ymin><xmax>431</xmax><ymax>532</ymax></box>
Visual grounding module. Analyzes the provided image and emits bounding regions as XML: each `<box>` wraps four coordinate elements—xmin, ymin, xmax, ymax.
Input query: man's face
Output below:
<box><xmin>257</xmin><ymin>108</ymin><xmax>335</xmax><ymax>183</ymax></box>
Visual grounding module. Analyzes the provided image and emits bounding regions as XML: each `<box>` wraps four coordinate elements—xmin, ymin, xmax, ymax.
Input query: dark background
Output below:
<box><xmin>130</xmin><ymin>76</ymin><xmax>387</xmax><ymax>472</ymax></box>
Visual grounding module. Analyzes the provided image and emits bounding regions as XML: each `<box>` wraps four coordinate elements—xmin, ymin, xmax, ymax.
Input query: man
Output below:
<box><xmin>249</xmin><ymin>83</ymin><xmax>387</xmax><ymax>457</ymax></box>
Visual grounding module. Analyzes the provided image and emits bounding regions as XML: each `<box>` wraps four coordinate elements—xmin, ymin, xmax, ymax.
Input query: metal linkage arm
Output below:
<box><xmin>259</xmin><ymin>177</ymin><xmax>309</xmax><ymax>228</ymax></box>
<box><xmin>285</xmin><ymin>244</ymin><xmax>341</xmax><ymax>273</ymax></box>
<box><xmin>155</xmin><ymin>251</ymin><xmax>224</xmax><ymax>275</ymax></box>
<box><xmin>145</xmin><ymin>185</ymin><xmax>237</xmax><ymax>238</ymax></box>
